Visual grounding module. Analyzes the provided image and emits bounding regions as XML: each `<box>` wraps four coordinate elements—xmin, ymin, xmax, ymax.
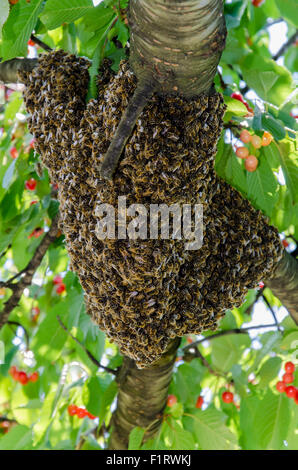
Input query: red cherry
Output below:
<box><xmin>68</xmin><ymin>405</ymin><xmax>78</xmax><ymax>416</ymax></box>
<box><xmin>231</xmin><ymin>92</ymin><xmax>244</xmax><ymax>103</ymax></box>
<box><xmin>285</xmin><ymin>386</ymin><xmax>296</xmax><ymax>398</ymax></box>
<box><xmin>29</xmin><ymin>371</ymin><xmax>39</xmax><ymax>383</ymax></box>
<box><xmin>251</xmin><ymin>135</ymin><xmax>262</xmax><ymax>149</ymax></box>
<box><xmin>282</xmin><ymin>373</ymin><xmax>294</xmax><ymax>384</ymax></box>
<box><xmin>245</xmin><ymin>155</ymin><xmax>258</xmax><ymax>172</ymax></box>
<box><xmin>32</xmin><ymin>306</ymin><xmax>40</xmax><ymax>316</ymax></box>
<box><xmin>276</xmin><ymin>381</ymin><xmax>286</xmax><ymax>393</ymax></box>
<box><xmin>30</xmin><ymin>200</ymin><xmax>38</xmax><ymax>206</ymax></box>
<box><xmin>186</xmin><ymin>337</ymin><xmax>193</xmax><ymax>344</ymax></box>
<box><xmin>252</xmin><ymin>0</ymin><xmax>265</xmax><ymax>6</ymax></box>
<box><xmin>261</xmin><ymin>131</ymin><xmax>273</xmax><ymax>146</ymax></box>
<box><xmin>56</xmin><ymin>283</ymin><xmax>66</xmax><ymax>294</ymax></box>
<box><xmin>29</xmin><ymin>139</ymin><xmax>35</xmax><ymax>149</ymax></box>
<box><xmin>167</xmin><ymin>394</ymin><xmax>177</xmax><ymax>407</ymax></box>
<box><xmin>9</xmin><ymin>366</ymin><xmax>17</xmax><ymax>377</ymax></box>
<box><xmin>259</xmin><ymin>281</ymin><xmax>264</xmax><ymax>289</ymax></box>
<box><xmin>76</xmin><ymin>408</ymin><xmax>87</xmax><ymax>418</ymax></box>
<box><xmin>18</xmin><ymin>371</ymin><xmax>29</xmax><ymax>385</ymax></box>
<box><xmin>195</xmin><ymin>396</ymin><xmax>204</xmax><ymax>409</ymax></box>
<box><xmin>25</xmin><ymin>178</ymin><xmax>37</xmax><ymax>191</ymax></box>
<box><xmin>235</xmin><ymin>146</ymin><xmax>249</xmax><ymax>159</ymax></box>
<box><xmin>10</xmin><ymin>147</ymin><xmax>18</xmax><ymax>159</ymax></box>
<box><xmin>239</xmin><ymin>129</ymin><xmax>252</xmax><ymax>143</ymax></box>
<box><xmin>284</xmin><ymin>361</ymin><xmax>295</xmax><ymax>374</ymax></box>
<box><xmin>282</xmin><ymin>239</ymin><xmax>289</xmax><ymax>248</ymax></box>
<box><xmin>222</xmin><ymin>391</ymin><xmax>234</xmax><ymax>403</ymax></box>
<box><xmin>27</xmin><ymin>39</ymin><xmax>35</xmax><ymax>47</ymax></box>
<box><xmin>53</xmin><ymin>275</ymin><xmax>63</xmax><ymax>285</ymax></box>
<box><xmin>295</xmin><ymin>390</ymin><xmax>298</xmax><ymax>405</ymax></box>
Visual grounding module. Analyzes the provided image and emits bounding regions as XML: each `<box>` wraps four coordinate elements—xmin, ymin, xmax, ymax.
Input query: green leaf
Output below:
<box><xmin>164</xmin><ymin>419</ymin><xmax>196</xmax><ymax>450</ymax></box>
<box><xmin>211</xmin><ymin>334</ymin><xmax>251</xmax><ymax>373</ymax></box>
<box><xmin>0</xmin><ymin>425</ymin><xmax>32</xmax><ymax>450</ymax></box>
<box><xmin>83</xmin><ymin>375</ymin><xmax>118</xmax><ymax>426</ymax></box>
<box><xmin>250</xmin><ymin>331</ymin><xmax>282</xmax><ymax>372</ymax></box>
<box><xmin>2</xmin><ymin>159</ymin><xmax>16</xmax><ymax>190</ymax></box>
<box><xmin>254</xmin><ymin>390</ymin><xmax>290</xmax><ymax>450</ymax></box>
<box><xmin>241</xmin><ymin>55</ymin><xmax>293</xmax><ymax>106</ymax></box>
<box><xmin>261</xmin><ymin>114</ymin><xmax>286</xmax><ymax>141</ymax></box>
<box><xmin>224</xmin><ymin>96</ymin><xmax>248</xmax><ymax>116</ymax></box>
<box><xmin>2</xmin><ymin>0</ymin><xmax>44</xmax><ymax>60</ymax></box>
<box><xmin>79</xmin><ymin>2</ymin><xmax>114</xmax><ymax>32</ymax></box>
<box><xmin>274</xmin><ymin>141</ymin><xmax>298</xmax><ymax>203</ymax></box>
<box><xmin>0</xmin><ymin>0</ymin><xmax>9</xmax><ymax>40</ymax></box>
<box><xmin>128</xmin><ymin>427</ymin><xmax>145</xmax><ymax>450</ymax></box>
<box><xmin>280</xmin><ymin>331</ymin><xmax>298</xmax><ymax>352</ymax></box>
<box><xmin>30</xmin><ymin>303</ymin><xmax>68</xmax><ymax>365</ymax></box>
<box><xmin>215</xmin><ymin>142</ymin><xmax>247</xmax><ymax>195</ymax></box>
<box><xmin>258</xmin><ymin>356</ymin><xmax>282</xmax><ymax>388</ymax></box>
<box><xmin>174</xmin><ymin>360</ymin><xmax>204</xmax><ymax>404</ymax></box>
<box><xmin>246</xmin><ymin>156</ymin><xmax>278</xmax><ymax>216</ymax></box>
<box><xmin>189</xmin><ymin>408</ymin><xmax>238</xmax><ymax>450</ymax></box>
<box><xmin>275</xmin><ymin>0</ymin><xmax>298</xmax><ymax>28</ymax></box>
<box><xmin>40</xmin><ymin>0</ymin><xmax>93</xmax><ymax>31</ymax></box>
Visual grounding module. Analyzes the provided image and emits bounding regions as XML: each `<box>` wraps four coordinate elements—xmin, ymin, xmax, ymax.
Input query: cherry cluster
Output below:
<box><xmin>53</xmin><ymin>275</ymin><xmax>66</xmax><ymax>295</ymax></box>
<box><xmin>275</xmin><ymin>361</ymin><xmax>298</xmax><ymax>404</ymax></box>
<box><xmin>67</xmin><ymin>405</ymin><xmax>96</xmax><ymax>420</ymax></box>
<box><xmin>235</xmin><ymin>129</ymin><xmax>273</xmax><ymax>172</ymax></box>
<box><xmin>9</xmin><ymin>366</ymin><xmax>39</xmax><ymax>385</ymax></box>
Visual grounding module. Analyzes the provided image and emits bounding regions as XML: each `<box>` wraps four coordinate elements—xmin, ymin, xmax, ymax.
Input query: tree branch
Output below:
<box><xmin>184</xmin><ymin>345</ymin><xmax>225</xmax><ymax>377</ymax></box>
<box><xmin>273</xmin><ymin>30</ymin><xmax>298</xmax><ymax>61</ymax></box>
<box><xmin>56</xmin><ymin>315</ymin><xmax>117</xmax><ymax>376</ymax></box>
<box><xmin>109</xmin><ymin>338</ymin><xmax>180</xmax><ymax>450</ymax></box>
<box><xmin>30</xmin><ymin>34</ymin><xmax>52</xmax><ymax>52</ymax></box>
<box><xmin>266</xmin><ymin>251</ymin><xmax>298</xmax><ymax>325</ymax></box>
<box><xmin>0</xmin><ymin>58</ymin><xmax>38</xmax><ymax>84</ymax></box>
<box><xmin>0</xmin><ymin>215</ymin><xmax>60</xmax><ymax>329</ymax></box>
<box><xmin>183</xmin><ymin>323</ymin><xmax>280</xmax><ymax>352</ymax></box>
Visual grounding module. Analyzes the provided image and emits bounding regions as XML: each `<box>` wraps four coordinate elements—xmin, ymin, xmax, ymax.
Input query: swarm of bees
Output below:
<box><xmin>19</xmin><ymin>51</ymin><xmax>283</xmax><ymax>367</ymax></box>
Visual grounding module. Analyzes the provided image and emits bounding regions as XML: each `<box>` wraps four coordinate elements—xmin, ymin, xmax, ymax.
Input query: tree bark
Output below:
<box><xmin>0</xmin><ymin>58</ymin><xmax>37</xmax><ymax>84</ymax></box>
<box><xmin>109</xmin><ymin>338</ymin><xmax>180</xmax><ymax>450</ymax></box>
<box><xmin>266</xmin><ymin>251</ymin><xmax>298</xmax><ymax>325</ymax></box>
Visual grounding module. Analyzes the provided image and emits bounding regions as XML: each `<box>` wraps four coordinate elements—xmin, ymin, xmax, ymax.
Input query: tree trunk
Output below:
<box><xmin>109</xmin><ymin>338</ymin><xmax>180</xmax><ymax>450</ymax></box>
<box><xmin>266</xmin><ymin>251</ymin><xmax>298</xmax><ymax>325</ymax></box>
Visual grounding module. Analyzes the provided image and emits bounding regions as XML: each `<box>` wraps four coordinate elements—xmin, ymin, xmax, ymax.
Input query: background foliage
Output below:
<box><xmin>0</xmin><ymin>0</ymin><xmax>297</xmax><ymax>450</ymax></box>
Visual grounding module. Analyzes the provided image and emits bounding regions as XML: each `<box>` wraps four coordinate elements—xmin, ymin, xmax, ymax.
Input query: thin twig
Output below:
<box><xmin>261</xmin><ymin>294</ymin><xmax>282</xmax><ymax>332</ymax></box>
<box><xmin>30</xmin><ymin>34</ymin><xmax>52</xmax><ymax>52</ymax></box>
<box><xmin>184</xmin><ymin>346</ymin><xmax>225</xmax><ymax>377</ymax></box>
<box><xmin>56</xmin><ymin>315</ymin><xmax>117</xmax><ymax>376</ymax></box>
<box><xmin>273</xmin><ymin>30</ymin><xmax>298</xmax><ymax>61</ymax></box>
<box><xmin>183</xmin><ymin>323</ymin><xmax>281</xmax><ymax>351</ymax></box>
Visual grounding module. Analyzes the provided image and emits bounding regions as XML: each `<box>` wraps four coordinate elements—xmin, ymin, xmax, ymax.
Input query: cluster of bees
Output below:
<box><xmin>19</xmin><ymin>51</ymin><xmax>283</xmax><ymax>368</ymax></box>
